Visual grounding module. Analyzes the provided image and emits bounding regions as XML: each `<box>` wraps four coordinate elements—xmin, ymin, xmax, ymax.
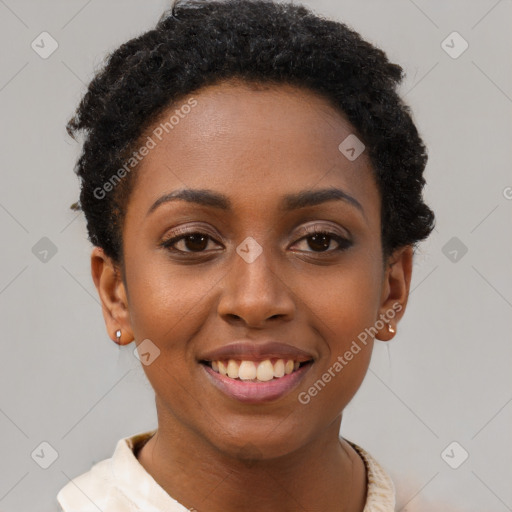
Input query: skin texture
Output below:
<box><xmin>91</xmin><ymin>80</ymin><xmax>413</xmax><ymax>512</ymax></box>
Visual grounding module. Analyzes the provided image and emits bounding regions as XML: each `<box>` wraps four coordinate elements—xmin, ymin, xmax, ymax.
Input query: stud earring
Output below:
<box><xmin>387</xmin><ymin>323</ymin><xmax>396</xmax><ymax>334</ymax></box>
<box><xmin>115</xmin><ymin>329</ymin><xmax>122</xmax><ymax>344</ymax></box>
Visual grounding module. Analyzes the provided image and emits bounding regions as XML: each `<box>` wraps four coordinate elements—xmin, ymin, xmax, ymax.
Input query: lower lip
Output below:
<box><xmin>201</xmin><ymin>363</ymin><xmax>312</xmax><ymax>404</ymax></box>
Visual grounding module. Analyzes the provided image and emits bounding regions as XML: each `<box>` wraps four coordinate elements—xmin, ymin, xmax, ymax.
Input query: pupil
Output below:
<box><xmin>186</xmin><ymin>234</ymin><xmax>208</xmax><ymax>251</ymax></box>
<box><xmin>309</xmin><ymin>234</ymin><xmax>329</xmax><ymax>252</ymax></box>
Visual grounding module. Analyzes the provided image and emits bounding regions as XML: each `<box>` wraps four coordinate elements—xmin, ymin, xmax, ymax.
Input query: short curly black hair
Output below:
<box><xmin>67</xmin><ymin>0</ymin><xmax>435</xmax><ymax>267</ymax></box>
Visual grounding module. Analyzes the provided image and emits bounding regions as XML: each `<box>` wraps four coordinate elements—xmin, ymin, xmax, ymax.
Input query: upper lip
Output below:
<box><xmin>198</xmin><ymin>341</ymin><xmax>315</xmax><ymax>363</ymax></box>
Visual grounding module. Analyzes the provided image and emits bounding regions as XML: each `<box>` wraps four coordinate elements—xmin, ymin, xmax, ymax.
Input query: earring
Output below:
<box><xmin>115</xmin><ymin>329</ymin><xmax>122</xmax><ymax>344</ymax></box>
<box><xmin>387</xmin><ymin>323</ymin><xmax>396</xmax><ymax>334</ymax></box>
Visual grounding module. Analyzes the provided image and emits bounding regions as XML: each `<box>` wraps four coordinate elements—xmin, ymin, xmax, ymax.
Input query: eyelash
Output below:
<box><xmin>159</xmin><ymin>225</ymin><xmax>352</xmax><ymax>255</ymax></box>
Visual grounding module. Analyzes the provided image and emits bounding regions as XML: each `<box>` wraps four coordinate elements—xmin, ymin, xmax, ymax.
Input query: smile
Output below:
<box><xmin>203</xmin><ymin>358</ymin><xmax>310</xmax><ymax>381</ymax></box>
<box><xmin>200</xmin><ymin>358</ymin><xmax>314</xmax><ymax>403</ymax></box>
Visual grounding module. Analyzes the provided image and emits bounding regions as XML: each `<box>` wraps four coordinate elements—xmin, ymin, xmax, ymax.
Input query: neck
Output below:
<box><xmin>136</xmin><ymin>408</ymin><xmax>367</xmax><ymax>512</ymax></box>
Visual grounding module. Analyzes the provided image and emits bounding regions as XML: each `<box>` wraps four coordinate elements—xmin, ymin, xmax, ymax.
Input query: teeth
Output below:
<box><xmin>238</xmin><ymin>360</ymin><xmax>257</xmax><ymax>380</ymax></box>
<box><xmin>256</xmin><ymin>360</ymin><xmax>274</xmax><ymax>381</ymax></box>
<box><xmin>209</xmin><ymin>358</ymin><xmax>306</xmax><ymax>381</ymax></box>
<box><xmin>273</xmin><ymin>359</ymin><xmax>285</xmax><ymax>378</ymax></box>
<box><xmin>227</xmin><ymin>359</ymin><xmax>239</xmax><ymax>379</ymax></box>
<box><xmin>218</xmin><ymin>360</ymin><xmax>227</xmax><ymax>376</ymax></box>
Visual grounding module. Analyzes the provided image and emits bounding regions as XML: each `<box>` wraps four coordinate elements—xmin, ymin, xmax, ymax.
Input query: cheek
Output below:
<box><xmin>125</xmin><ymin>255</ymin><xmax>215</xmax><ymax>343</ymax></box>
<box><xmin>301</xmin><ymin>251</ymin><xmax>382</xmax><ymax>343</ymax></box>
<box><xmin>124</xmin><ymin>261</ymin><xmax>210</xmax><ymax>415</ymax></box>
<box><xmin>297</xmin><ymin>273</ymin><xmax>376</xmax><ymax>418</ymax></box>
<box><xmin>299</xmin><ymin>346</ymin><xmax>372</xmax><ymax>427</ymax></box>
<box><xmin>294</xmin><ymin>256</ymin><xmax>380</xmax><ymax>411</ymax></box>
<box><xmin>124</xmin><ymin>256</ymin><xmax>221</xmax><ymax>401</ymax></box>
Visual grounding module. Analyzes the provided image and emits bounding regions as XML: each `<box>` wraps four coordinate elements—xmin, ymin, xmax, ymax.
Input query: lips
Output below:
<box><xmin>202</xmin><ymin>362</ymin><xmax>312</xmax><ymax>403</ymax></box>
<box><xmin>198</xmin><ymin>341</ymin><xmax>315</xmax><ymax>403</ymax></box>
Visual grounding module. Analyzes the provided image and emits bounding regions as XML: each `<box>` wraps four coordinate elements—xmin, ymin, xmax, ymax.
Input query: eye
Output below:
<box><xmin>291</xmin><ymin>226</ymin><xmax>353</xmax><ymax>253</ymax></box>
<box><xmin>160</xmin><ymin>231</ymin><xmax>221</xmax><ymax>253</ymax></box>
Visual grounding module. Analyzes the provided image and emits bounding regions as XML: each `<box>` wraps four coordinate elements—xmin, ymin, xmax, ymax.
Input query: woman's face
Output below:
<box><xmin>93</xmin><ymin>80</ymin><xmax>412</xmax><ymax>459</ymax></box>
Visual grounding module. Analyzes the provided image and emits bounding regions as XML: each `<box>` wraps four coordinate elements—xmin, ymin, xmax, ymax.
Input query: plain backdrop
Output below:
<box><xmin>0</xmin><ymin>0</ymin><xmax>511</xmax><ymax>510</ymax></box>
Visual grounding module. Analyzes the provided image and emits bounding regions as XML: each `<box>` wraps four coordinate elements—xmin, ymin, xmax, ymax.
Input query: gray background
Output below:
<box><xmin>0</xmin><ymin>0</ymin><xmax>511</xmax><ymax>510</ymax></box>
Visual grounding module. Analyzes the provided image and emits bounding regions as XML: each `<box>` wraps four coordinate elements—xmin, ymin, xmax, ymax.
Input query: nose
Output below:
<box><xmin>217</xmin><ymin>245</ymin><xmax>295</xmax><ymax>328</ymax></box>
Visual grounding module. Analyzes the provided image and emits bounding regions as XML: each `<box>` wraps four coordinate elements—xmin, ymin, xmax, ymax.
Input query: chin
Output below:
<box><xmin>202</xmin><ymin>416</ymin><xmax>313</xmax><ymax>462</ymax></box>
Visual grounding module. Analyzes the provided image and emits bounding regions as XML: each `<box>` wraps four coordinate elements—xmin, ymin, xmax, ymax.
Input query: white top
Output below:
<box><xmin>57</xmin><ymin>430</ymin><xmax>396</xmax><ymax>511</ymax></box>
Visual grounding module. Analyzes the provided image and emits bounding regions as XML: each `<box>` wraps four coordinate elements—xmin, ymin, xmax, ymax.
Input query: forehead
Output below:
<box><xmin>129</xmin><ymin>81</ymin><xmax>380</xmax><ymax>222</ymax></box>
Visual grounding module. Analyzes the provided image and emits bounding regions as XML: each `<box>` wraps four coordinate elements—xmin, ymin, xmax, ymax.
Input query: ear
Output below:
<box><xmin>90</xmin><ymin>246</ymin><xmax>133</xmax><ymax>345</ymax></box>
<box><xmin>375</xmin><ymin>245</ymin><xmax>414</xmax><ymax>341</ymax></box>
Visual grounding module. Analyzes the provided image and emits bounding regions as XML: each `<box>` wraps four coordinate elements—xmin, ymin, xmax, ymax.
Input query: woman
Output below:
<box><xmin>57</xmin><ymin>0</ymin><xmax>435</xmax><ymax>510</ymax></box>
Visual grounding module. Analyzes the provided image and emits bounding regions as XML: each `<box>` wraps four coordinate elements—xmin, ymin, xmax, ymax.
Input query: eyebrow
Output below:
<box><xmin>146</xmin><ymin>187</ymin><xmax>366</xmax><ymax>219</ymax></box>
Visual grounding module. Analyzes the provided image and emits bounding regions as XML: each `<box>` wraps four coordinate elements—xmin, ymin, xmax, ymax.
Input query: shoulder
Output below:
<box><xmin>56</xmin><ymin>457</ymin><xmax>116</xmax><ymax>511</ymax></box>
<box><xmin>56</xmin><ymin>430</ymin><xmax>157</xmax><ymax>512</ymax></box>
<box><xmin>345</xmin><ymin>439</ymin><xmax>396</xmax><ymax>512</ymax></box>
